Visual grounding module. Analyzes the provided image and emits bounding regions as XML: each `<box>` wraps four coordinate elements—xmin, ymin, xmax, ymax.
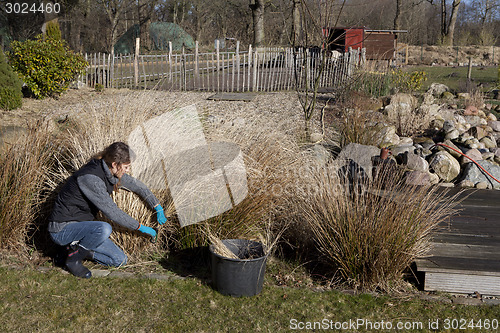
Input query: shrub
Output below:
<box><xmin>390</xmin><ymin>69</ymin><xmax>427</xmax><ymax>93</ymax></box>
<box><xmin>45</xmin><ymin>20</ymin><xmax>62</xmax><ymax>40</ymax></box>
<box><xmin>0</xmin><ymin>49</ymin><xmax>22</xmax><ymax>110</ymax></box>
<box><xmin>7</xmin><ymin>35</ymin><xmax>88</xmax><ymax>99</ymax></box>
<box><xmin>290</xmin><ymin>162</ymin><xmax>460</xmax><ymax>290</ymax></box>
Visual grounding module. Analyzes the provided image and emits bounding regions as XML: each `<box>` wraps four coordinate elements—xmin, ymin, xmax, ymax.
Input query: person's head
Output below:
<box><xmin>99</xmin><ymin>142</ymin><xmax>136</xmax><ymax>178</ymax></box>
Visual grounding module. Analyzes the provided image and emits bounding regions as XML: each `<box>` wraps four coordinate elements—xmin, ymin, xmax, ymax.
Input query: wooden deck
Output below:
<box><xmin>416</xmin><ymin>188</ymin><xmax>500</xmax><ymax>296</ymax></box>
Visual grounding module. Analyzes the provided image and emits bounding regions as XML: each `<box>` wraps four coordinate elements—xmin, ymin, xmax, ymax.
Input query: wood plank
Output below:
<box><xmin>207</xmin><ymin>92</ymin><xmax>257</xmax><ymax>102</ymax></box>
<box><xmin>424</xmin><ymin>271</ymin><xmax>500</xmax><ymax>296</ymax></box>
<box><xmin>417</xmin><ymin>256</ymin><xmax>500</xmax><ymax>275</ymax></box>
<box><xmin>428</xmin><ymin>242</ymin><xmax>500</xmax><ymax>259</ymax></box>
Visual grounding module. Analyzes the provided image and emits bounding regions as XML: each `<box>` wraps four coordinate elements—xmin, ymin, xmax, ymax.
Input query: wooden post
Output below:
<box><xmin>236</xmin><ymin>41</ymin><xmax>240</xmax><ymax>92</ymax></box>
<box><xmin>134</xmin><ymin>37</ymin><xmax>140</xmax><ymax>87</ymax></box>
<box><xmin>195</xmin><ymin>41</ymin><xmax>199</xmax><ymax>86</ymax></box>
<box><xmin>182</xmin><ymin>46</ymin><xmax>186</xmax><ymax>91</ymax></box>
<box><xmin>216</xmin><ymin>39</ymin><xmax>220</xmax><ymax>92</ymax></box>
<box><xmin>168</xmin><ymin>41</ymin><xmax>173</xmax><ymax>84</ymax></box>
<box><xmin>248</xmin><ymin>45</ymin><xmax>252</xmax><ymax>92</ymax></box>
<box><xmin>467</xmin><ymin>57</ymin><xmax>472</xmax><ymax>80</ymax></box>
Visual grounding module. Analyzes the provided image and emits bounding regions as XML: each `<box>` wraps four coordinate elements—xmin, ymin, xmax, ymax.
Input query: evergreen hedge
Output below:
<box><xmin>0</xmin><ymin>49</ymin><xmax>22</xmax><ymax>110</ymax></box>
<box><xmin>8</xmin><ymin>35</ymin><xmax>88</xmax><ymax>99</ymax></box>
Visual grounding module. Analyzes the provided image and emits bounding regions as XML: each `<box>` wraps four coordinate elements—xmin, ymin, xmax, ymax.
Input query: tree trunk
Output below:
<box><xmin>443</xmin><ymin>0</ymin><xmax>461</xmax><ymax>45</ymax></box>
<box><xmin>292</xmin><ymin>0</ymin><xmax>301</xmax><ymax>45</ymax></box>
<box><xmin>393</xmin><ymin>0</ymin><xmax>402</xmax><ymax>30</ymax></box>
<box><xmin>249</xmin><ymin>0</ymin><xmax>265</xmax><ymax>47</ymax></box>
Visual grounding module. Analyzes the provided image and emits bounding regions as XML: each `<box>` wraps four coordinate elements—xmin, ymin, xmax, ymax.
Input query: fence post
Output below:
<box><xmin>134</xmin><ymin>37</ymin><xmax>140</xmax><ymax>87</ymax></box>
<box><xmin>216</xmin><ymin>39</ymin><xmax>220</xmax><ymax>92</ymax></box>
<box><xmin>236</xmin><ymin>40</ymin><xmax>240</xmax><ymax>91</ymax></box>
<box><xmin>195</xmin><ymin>41</ymin><xmax>199</xmax><ymax>83</ymax></box>
<box><xmin>467</xmin><ymin>57</ymin><xmax>472</xmax><ymax>80</ymax></box>
<box><xmin>248</xmin><ymin>44</ymin><xmax>252</xmax><ymax>92</ymax></box>
<box><xmin>182</xmin><ymin>46</ymin><xmax>186</xmax><ymax>91</ymax></box>
<box><xmin>168</xmin><ymin>41</ymin><xmax>173</xmax><ymax>84</ymax></box>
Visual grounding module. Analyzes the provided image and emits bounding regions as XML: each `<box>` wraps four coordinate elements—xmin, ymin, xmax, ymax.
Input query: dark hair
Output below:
<box><xmin>98</xmin><ymin>142</ymin><xmax>136</xmax><ymax>168</ymax></box>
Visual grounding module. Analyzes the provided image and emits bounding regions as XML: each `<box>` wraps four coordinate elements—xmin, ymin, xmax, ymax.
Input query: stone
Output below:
<box><xmin>457</xmin><ymin>92</ymin><xmax>471</xmax><ymax>100</ymax></box>
<box><xmin>336</xmin><ymin>143</ymin><xmax>381</xmax><ymax>180</ymax></box>
<box><xmin>383</xmin><ymin>93</ymin><xmax>418</xmax><ymax>124</ymax></box>
<box><xmin>465</xmin><ymin>115</ymin><xmax>487</xmax><ymax>127</ymax></box>
<box><xmin>460</xmin><ymin>159</ymin><xmax>500</xmax><ymax>189</ymax></box>
<box><xmin>439</xmin><ymin>140</ymin><xmax>463</xmax><ymax>159</ymax></box>
<box><xmin>441</xmin><ymin>91</ymin><xmax>455</xmax><ymax>100</ymax></box>
<box><xmin>442</xmin><ymin>120</ymin><xmax>455</xmax><ymax>133</ymax></box>
<box><xmin>475</xmin><ymin>182</ymin><xmax>489</xmax><ymax>189</ymax></box>
<box><xmin>487</xmin><ymin>113</ymin><xmax>498</xmax><ymax>121</ymax></box>
<box><xmin>422</xmin><ymin>92</ymin><xmax>435</xmax><ymax>105</ymax></box>
<box><xmin>430</xmin><ymin>118</ymin><xmax>444</xmax><ymax>130</ymax></box>
<box><xmin>399</xmin><ymin>137</ymin><xmax>413</xmax><ymax>145</ymax></box>
<box><xmin>445</xmin><ymin>129</ymin><xmax>460</xmax><ymax>140</ymax></box>
<box><xmin>308</xmin><ymin>144</ymin><xmax>331</xmax><ymax>166</ymax></box>
<box><xmin>402</xmin><ymin>152</ymin><xmax>429</xmax><ymax>172</ymax></box>
<box><xmin>464</xmin><ymin>105</ymin><xmax>479</xmax><ymax>116</ymax></box>
<box><xmin>427</xmin><ymin>83</ymin><xmax>449</xmax><ymax>97</ymax></box>
<box><xmin>428</xmin><ymin>172</ymin><xmax>440</xmax><ymax>184</ymax></box>
<box><xmin>405</xmin><ymin>170</ymin><xmax>431</xmax><ymax>186</ymax></box>
<box><xmin>460</xmin><ymin>148</ymin><xmax>482</xmax><ymax>166</ymax></box>
<box><xmin>391</xmin><ymin>144</ymin><xmax>414</xmax><ymax>157</ymax></box>
<box><xmin>488</xmin><ymin>121</ymin><xmax>500</xmax><ymax>132</ymax></box>
<box><xmin>454</xmin><ymin>114</ymin><xmax>467</xmax><ymax>125</ymax></box>
<box><xmin>468</xmin><ymin>126</ymin><xmax>488</xmax><ymax>140</ymax></box>
<box><xmin>458</xmin><ymin>179</ymin><xmax>475</xmax><ymax>188</ymax></box>
<box><xmin>482</xmin><ymin>152</ymin><xmax>495</xmax><ymax>160</ymax></box>
<box><xmin>480</xmin><ymin>136</ymin><xmax>497</xmax><ymax>149</ymax></box>
<box><xmin>372</xmin><ymin>123</ymin><xmax>399</xmax><ymax>147</ymax></box>
<box><xmin>429</xmin><ymin>151</ymin><xmax>461</xmax><ymax>182</ymax></box>
<box><xmin>438</xmin><ymin>182</ymin><xmax>455</xmax><ymax>187</ymax></box>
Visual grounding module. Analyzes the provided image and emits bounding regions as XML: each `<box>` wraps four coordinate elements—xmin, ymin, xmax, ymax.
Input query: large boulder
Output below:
<box><xmin>427</xmin><ymin>83</ymin><xmax>449</xmax><ymax>97</ymax></box>
<box><xmin>459</xmin><ymin>160</ymin><xmax>500</xmax><ymax>189</ymax></box>
<box><xmin>337</xmin><ymin>143</ymin><xmax>381</xmax><ymax>180</ymax></box>
<box><xmin>401</xmin><ymin>152</ymin><xmax>429</xmax><ymax>172</ymax></box>
<box><xmin>429</xmin><ymin>151</ymin><xmax>461</xmax><ymax>182</ymax></box>
<box><xmin>383</xmin><ymin>93</ymin><xmax>418</xmax><ymax>124</ymax></box>
<box><xmin>371</xmin><ymin>123</ymin><xmax>400</xmax><ymax>147</ymax></box>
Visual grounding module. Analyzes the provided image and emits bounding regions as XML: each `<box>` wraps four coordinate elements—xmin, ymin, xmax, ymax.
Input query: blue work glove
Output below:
<box><xmin>155</xmin><ymin>205</ymin><xmax>167</xmax><ymax>225</ymax></box>
<box><xmin>138</xmin><ymin>224</ymin><xmax>157</xmax><ymax>239</ymax></box>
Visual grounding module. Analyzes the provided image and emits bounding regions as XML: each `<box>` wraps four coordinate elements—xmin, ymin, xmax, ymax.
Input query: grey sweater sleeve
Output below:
<box><xmin>119</xmin><ymin>174</ymin><xmax>160</xmax><ymax>208</ymax></box>
<box><xmin>77</xmin><ymin>174</ymin><xmax>140</xmax><ymax>230</ymax></box>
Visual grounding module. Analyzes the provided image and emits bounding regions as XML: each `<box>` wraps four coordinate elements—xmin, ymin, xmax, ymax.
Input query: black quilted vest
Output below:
<box><xmin>50</xmin><ymin>159</ymin><xmax>114</xmax><ymax>223</ymax></box>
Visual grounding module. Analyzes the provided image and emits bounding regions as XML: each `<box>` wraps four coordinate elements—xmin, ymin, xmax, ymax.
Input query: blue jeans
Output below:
<box><xmin>50</xmin><ymin>221</ymin><xmax>127</xmax><ymax>267</ymax></box>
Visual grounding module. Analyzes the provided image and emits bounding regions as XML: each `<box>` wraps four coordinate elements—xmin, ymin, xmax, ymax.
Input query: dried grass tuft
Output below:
<box><xmin>0</xmin><ymin>121</ymin><xmax>54</xmax><ymax>253</ymax></box>
<box><xmin>288</xmin><ymin>161</ymin><xmax>461</xmax><ymax>291</ymax></box>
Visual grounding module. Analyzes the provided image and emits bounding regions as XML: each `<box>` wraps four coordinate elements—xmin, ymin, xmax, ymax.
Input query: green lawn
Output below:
<box><xmin>1</xmin><ymin>262</ymin><xmax>499</xmax><ymax>332</ymax></box>
<box><xmin>405</xmin><ymin>65</ymin><xmax>498</xmax><ymax>92</ymax></box>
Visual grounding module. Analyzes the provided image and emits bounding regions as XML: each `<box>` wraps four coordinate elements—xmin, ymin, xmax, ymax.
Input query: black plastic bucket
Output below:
<box><xmin>209</xmin><ymin>239</ymin><xmax>267</xmax><ymax>297</ymax></box>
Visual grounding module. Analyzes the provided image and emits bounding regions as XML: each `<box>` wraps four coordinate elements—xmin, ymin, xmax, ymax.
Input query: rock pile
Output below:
<box><xmin>336</xmin><ymin>83</ymin><xmax>500</xmax><ymax>190</ymax></box>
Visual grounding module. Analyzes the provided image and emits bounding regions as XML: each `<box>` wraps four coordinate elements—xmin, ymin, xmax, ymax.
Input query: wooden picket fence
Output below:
<box><xmin>82</xmin><ymin>41</ymin><xmax>364</xmax><ymax>93</ymax></box>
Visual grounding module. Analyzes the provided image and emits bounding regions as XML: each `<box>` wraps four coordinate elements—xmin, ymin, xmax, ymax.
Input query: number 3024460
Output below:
<box><xmin>4</xmin><ymin>2</ymin><xmax>61</xmax><ymax>14</ymax></box>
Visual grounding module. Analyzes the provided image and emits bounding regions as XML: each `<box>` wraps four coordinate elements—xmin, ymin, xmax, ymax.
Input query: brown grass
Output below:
<box><xmin>0</xmin><ymin>121</ymin><xmax>54</xmax><ymax>253</ymax></box>
<box><xmin>288</xmin><ymin>161</ymin><xmax>461</xmax><ymax>291</ymax></box>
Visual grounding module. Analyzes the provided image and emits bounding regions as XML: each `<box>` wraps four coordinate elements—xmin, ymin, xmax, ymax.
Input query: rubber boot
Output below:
<box><xmin>66</xmin><ymin>244</ymin><xmax>92</xmax><ymax>278</ymax></box>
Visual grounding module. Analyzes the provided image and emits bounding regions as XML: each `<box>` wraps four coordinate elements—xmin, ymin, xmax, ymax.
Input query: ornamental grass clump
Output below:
<box><xmin>177</xmin><ymin>116</ymin><xmax>305</xmax><ymax>254</ymax></box>
<box><xmin>291</xmin><ymin>161</ymin><xmax>460</xmax><ymax>291</ymax></box>
<box><xmin>45</xmin><ymin>92</ymin><xmax>176</xmax><ymax>259</ymax></box>
<box><xmin>0</xmin><ymin>122</ymin><xmax>53</xmax><ymax>253</ymax></box>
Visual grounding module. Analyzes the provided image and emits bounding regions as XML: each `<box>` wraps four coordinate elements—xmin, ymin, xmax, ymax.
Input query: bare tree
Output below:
<box><xmin>97</xmin><ymin>0</ymin><xmax>134</xmax><ymax>54</ymax></box>
<box><xmin>427</xmin><ymin>0</ymin><xmax>462</xmax><ymax>45</ymax></box>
